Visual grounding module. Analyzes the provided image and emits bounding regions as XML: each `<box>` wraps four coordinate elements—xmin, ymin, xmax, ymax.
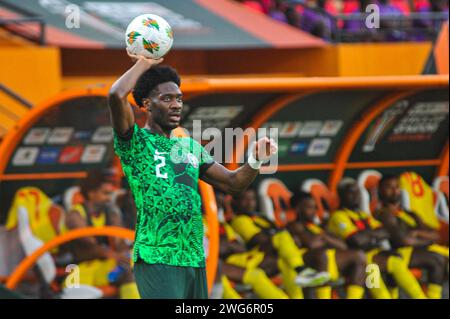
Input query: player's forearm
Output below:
<box><xmin>371</xmin><ymin>228</ymin><xmax>390</xmax><ymax>240</ymax></box>
<box><xmin>402</xmin><ymin>235</ymin><xmax>434</xmax><ymax>247</ymax></box>
<box><xmin>323</xmin><ymin>233</ymin><xmax>348</xmax><ymax>250</ymax></box>
<box><xmin>228</xmin><ymin>163</ymin><xmax>259</xmax><ymax>195</ymax></box>
<box><xmin>413</xmin><ymin>229</ymin><xmax>440</xmax><ymax>242</ymax></box>
<box><xmin>109</xmin><ymin>59</ymin><xmax>152</xmax><ymax>99</ymax></box>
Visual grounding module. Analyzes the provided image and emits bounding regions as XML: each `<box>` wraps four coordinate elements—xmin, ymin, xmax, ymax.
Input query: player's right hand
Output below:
<box><xmin>127</xmin><ymin>50</ymin><xmax>164</xmax><ymax>67</ymax></box>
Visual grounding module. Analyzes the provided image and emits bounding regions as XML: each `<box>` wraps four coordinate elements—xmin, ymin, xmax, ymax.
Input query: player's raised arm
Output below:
<box><xmin>200</xmin><ymin>137</ymin><xmax>278</xmax><ymax>196</ymax></box>
<box><xmin>108</xmin><ymin>54</ymin><xmax>163</xmax><ymax>135</ymax></box>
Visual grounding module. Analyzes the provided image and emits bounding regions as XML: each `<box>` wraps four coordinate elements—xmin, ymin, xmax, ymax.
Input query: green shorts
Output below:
<box><xmin>134</xmin><ymin>261</ymin><xmax>208</xmax><ymax>299</ymax></box>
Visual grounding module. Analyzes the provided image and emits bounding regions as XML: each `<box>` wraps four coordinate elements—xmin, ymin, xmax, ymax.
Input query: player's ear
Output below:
<box><xmin>142</xmin><ymin>98</ymin><xmax>151</xmax><ymax>112</ymax></box>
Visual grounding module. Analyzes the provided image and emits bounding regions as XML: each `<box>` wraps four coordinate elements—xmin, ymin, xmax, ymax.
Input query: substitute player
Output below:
<box><xmin>108</xmin><ymin>54</ymin><xmax>278</xmax><ymax>299</ymax></box>
<box><xmin>376</xmin><ymin>174</ymin><xmax>448</xmax><ymax>299</ymax></box>
<box><xmin>327</xmin><ymin>179</ymin><xmax>427</xmax><ymax>299</ymax></box>
<box><xmin>288</xmin><ymin>191</ymin><xmax>367</xmax><ymax>299</ymax></box>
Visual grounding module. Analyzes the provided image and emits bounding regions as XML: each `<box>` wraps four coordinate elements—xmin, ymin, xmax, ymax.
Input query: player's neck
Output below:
<box><xmin>383</xmin><ymin>201</ymin><xmax>401</xmax><ymax>210</ymax></box>
<box><xmin>145</xmin><ymin>121</ymin><xmax>171</xmax><ymax>138</ymax></box>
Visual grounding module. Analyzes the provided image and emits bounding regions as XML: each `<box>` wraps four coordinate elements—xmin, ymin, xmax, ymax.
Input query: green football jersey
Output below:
<box><xmin>113</xmin><ymin>124</ymin><xmax>214</xmax><ymax>267</ymax></box>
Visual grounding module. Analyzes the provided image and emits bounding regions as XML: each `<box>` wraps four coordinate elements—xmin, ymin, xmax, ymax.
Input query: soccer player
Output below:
<box><xmin>327</xmin><ymin>178</ymin><xmax>427</xmax><ymax>299</ymax></box>
<box><xmin>229</xmin><ymin>188</ymin><xmax>330</xmax><ymax>299</ymax></box>
<box><xmin>108</xmin><ymin>54</ymin><xmax>278</xmax><ymax>299</ymax></box>
<box><xmin>376</xmin><ymin>174</ymin><xmax>448</xmax><ymax>299</ymax></box>
<box><xmin>217</xmin><ymin>220</ymin><xmax>289</xmax><ymax>299</ymax></box>
<box><xmin>288</xmin><ymin>191</ymin><xmax>367</xmax><ymax>299</ymax></box>
<box><xmin>64</xmin><ymin>171</ymin><xmax>139</xmax><ymax>299</ymax></box>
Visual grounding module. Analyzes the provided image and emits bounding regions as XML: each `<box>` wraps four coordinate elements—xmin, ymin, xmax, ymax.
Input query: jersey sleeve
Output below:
<box><xmin>327</xmin><ymin>211</ymin><xmax>359</xmax><ymax>240</ymax></box>
<box><xmin>113</xmin><ymin>123</ymin><xmax>139</xmax><ymax>158</ymax></box>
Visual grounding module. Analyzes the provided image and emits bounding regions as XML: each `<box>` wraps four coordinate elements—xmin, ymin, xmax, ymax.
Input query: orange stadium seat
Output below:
<box><xmin>5</xmin><ymin>187</ymin><xmax>103</xmax><ymax>298</ymax></box>
<box><xmin>357</xmin><ymin>170</ymin><xmax>382</xmax><ymax>215</ymax></box>
<box><xmin>301</xmin><ymin>179</ymin><xmax>338</xmax><ymax>222</ymax></box>
<box><xmin>258</xmin><ymin>178</ymin><xmax>295</xmax><ymax>228</ymax></box>
<box><xmin>63</xmin><ymin>186</ymin><xmax>84</xmax><ymax>212</ymax></box>
<box><xmin>433</xmin><ymin>176</ymin><xmax>449</xmax><ymax>245</ymax></box>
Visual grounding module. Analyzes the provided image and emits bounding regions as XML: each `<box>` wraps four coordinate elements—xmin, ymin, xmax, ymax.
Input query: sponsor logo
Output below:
<box><xmin>280</xmin><ymin>122</ymin><xmax>302</xmax><ymax>138</ymax></box>
<box><xmin>307</xmin><ymin>138</ymin><xmax>331</xmax><ymax>156</ymax></box>
<box><xmin>319</xmin><ymin>120</ymin><xmax>343</xmax><ymax>137</ymax></box>
<box><xmin>37</xmin><ymin>147</ymin><xmax>60</xmax><ymax>165</ymax></box>
<box><xmin>48</xmin><ymin>127</ymin><xmax>74</xmax><ymax>144</ymax></box>
<box><xmin>59</xmin><ymin>146</ymin><xmax>84</xmax><ymax>164</ymax></box>
<box><xmin>92</xmin><ymin>126</ymin><xmax>113</xmax><ymax>143</ymax></box>
<box><xmin>12</xmin><ymin>147</ymin><xmax>39</xmax><ymax>166</ymax></box>
<box><xmin>73</xmin><ymin>130</ymin><xmax>93</xmax><ymax>141</ymax></box>
<box><xmin>81</xmin><ymin>145</ymin><xmax>107</xmax><ymax>163</ymax></box>
<box><xmin>299</xmin><ymin>121</ymin><xmax>323</xmax><ymax>137</ymax></box>
<box><xmin>289</xmin><ymin>141</ymin><xmax>309</xmax><ymax>155</ymax></box>
<box><xmin>23</xmin><ymin>128</ymin><xmax>50</xmax><ymax>145</ymax></box>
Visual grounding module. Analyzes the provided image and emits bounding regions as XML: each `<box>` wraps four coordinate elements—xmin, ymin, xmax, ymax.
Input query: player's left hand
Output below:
<box><xmin>254</xmin><ymin>137</ymin><xmax>278</xmax><ymax>162</ymax></box>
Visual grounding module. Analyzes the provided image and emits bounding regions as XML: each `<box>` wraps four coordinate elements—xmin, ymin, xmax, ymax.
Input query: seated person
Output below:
<box><xmin>63</xmin><ymin>171</ymin><xmax>139</xmax><ymax>299</ymax></box>
<box><xmin>229</xmin><ymin>187</ymin><xmax>330</xmax><ymax>298</ymax></box>
<box><xmin>218</xmin><ymin>220</ymin><xmax>289</xmax><ymax>299</ymax></box>
<box><xmin>327</xmin><ymin>178</ymin><xmax>427</xmax><ymax>299</ymax></box>
<box><xmin>376</xmin><ymin>174</ymin><xmax>448</xmax><ymax>299</ymax></box>
<box><xmin>288</xmin><ymin>191</ymin><xmax>367</xmax><ymax>299</ymax></box>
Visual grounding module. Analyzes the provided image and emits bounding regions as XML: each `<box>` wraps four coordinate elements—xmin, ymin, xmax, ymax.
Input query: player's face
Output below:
<box><xmin>379</xmin><ymin>178</ymin><xmax>401</xmax><ymax>204</ymax></box>
<box><xmin>150</xmin><ymin>82</ymin><xmax>183</xmax><ymax>130</ymax></box>
<box><xmin>89</xmin><ymin>182</ymin><xmax>114</xmax><ymax>208</ymax></box>
<box><xmin>342</xmin><ymin>184</ymin><xmax>361</xmax><ymax>210</ymax></box>
<box><xmin>236</xmin><ymin>190</ymin><xmax>257</xmax><ymax>214</ymax></box>
<box><xmin>298</xmin><ymin>197</ymin><xmax>317</xmax><ymax>222</ymax></box>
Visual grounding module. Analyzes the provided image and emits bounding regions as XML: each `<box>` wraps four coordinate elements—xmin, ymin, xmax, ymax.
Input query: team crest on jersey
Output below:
<box><xmin>186</xmin><ymin>153</ymin><xmax>199</xmax><ymax>168</ymax></box>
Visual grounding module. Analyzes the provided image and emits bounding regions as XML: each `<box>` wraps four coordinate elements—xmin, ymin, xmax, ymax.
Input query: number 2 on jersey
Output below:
<box><xmin>154</xmin><ymin>154</ymin><xmax>168</xmax><ymax>179</ymax></box>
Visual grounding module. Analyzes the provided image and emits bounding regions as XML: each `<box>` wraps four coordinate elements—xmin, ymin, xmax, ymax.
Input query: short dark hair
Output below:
<box><xmin>290</xmin><ymin>191</ymin><xmax>313</xmax><ymax>209</ymax></box>
<box><xmin>132</xmin><ymin>65</ymin><xmax>181</xmax><ymax>107</ymax></box>
<box><xmin>336</xmin><ymin>177</ymin><xmax>356</xmax><ymax>199</ymax></box>
<box><xmin>379</xmin><ymin>174</ymin><xmax>399</xmax><ymax>188</ymax></box>
<box><xmin>80</xmin><ymin>170</ymin><xmax>113</xmax><ymax>199</ymax></box>
<box><xmin>232</xmin><ymin>186</ymin><xmax>256</xmax><ymax>201</ymax></box>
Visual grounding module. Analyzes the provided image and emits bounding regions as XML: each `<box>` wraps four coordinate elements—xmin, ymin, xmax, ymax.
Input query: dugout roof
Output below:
<box><xmin>0</xmin><ymin>0</ymin><xmax>325</xmax><ymax>49</ymax></box>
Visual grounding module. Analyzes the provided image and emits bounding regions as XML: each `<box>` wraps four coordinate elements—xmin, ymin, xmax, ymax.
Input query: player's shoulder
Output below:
<box><xmin>231</xmin><ymin>213</ymin><xmax>253</xmax><ymax>223</ymax></box>
<box><xmin>328</xmin><ymin>209</ymin><xmax>352</xmax><ymax>224</ymax></box>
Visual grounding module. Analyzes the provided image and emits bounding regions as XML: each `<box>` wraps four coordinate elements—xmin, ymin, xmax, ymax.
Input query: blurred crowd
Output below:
<box><xmin>235</xmin><ymin>0</ymin><xmax>449</xmax><ymax>41</ymax></box>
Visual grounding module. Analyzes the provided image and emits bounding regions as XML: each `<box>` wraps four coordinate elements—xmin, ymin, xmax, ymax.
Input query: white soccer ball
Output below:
<box><xmin>125</xmin><ymin>14</ymin><xmax>174</xmax><ymax>59</ymax></box>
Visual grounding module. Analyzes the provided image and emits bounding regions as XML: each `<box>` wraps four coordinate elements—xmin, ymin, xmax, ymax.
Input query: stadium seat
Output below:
<box><xmin>399</xmin><ymin>172</ymin><xmax>440</xmax><ymax>230</ymax></box>
<box><xmin>6</xmin><ymin>187</ymin><xmax>104</xmax><ymax>298</ymax></box>
<box><xmin>258</xmin><ymin>178</ymin><xmax>295</xmax><ymax>228</ymax></box>
<box><xmin>342</xmin><ymin>0</ymin><xmax>359</xmax><ymax>14</ymax></box>
<box><xmin>242</xmin><ymin>1</ymin><xmax>265</xmax><ymax>13</ymax></box>
<box><xmin>63</xmin><ymin>186</ymin><xmax>84</xmax><ymax>212</ymax></box>
<box><xmin>357</xmin><ymin>170</ymin><xmax>382</xmax><ymax>215</ymax></box>
<box><xmin>433</xmin><ymin>176</ymin><xmax>449</xmax><ymax>245</ymax></box>
<box><xmin>301</xmin><ymin>179</ymin><xmax>338</xmax><ymax>222</ymax></box>
<box><xmin>391</xmin><ymin>0</ymin><xmax>411</xmax><ymax>15</ymax></box>
<box><xmin>433</xmin><ymin>176</ymin><xmax>449</xmax><ymax>200</ymax></box>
